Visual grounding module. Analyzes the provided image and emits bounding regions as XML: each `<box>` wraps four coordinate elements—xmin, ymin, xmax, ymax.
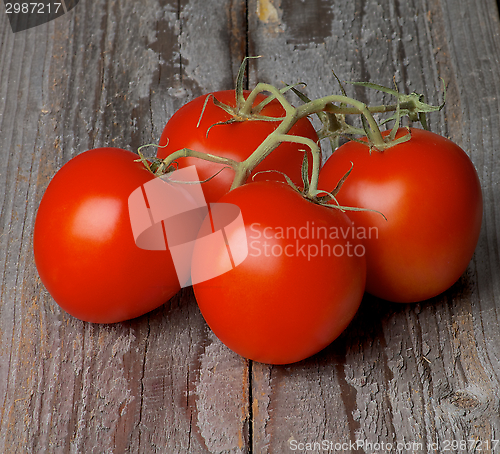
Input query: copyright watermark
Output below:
<box><xmin>290</xmin><ymin>439</ymin><xmax>423</xmax><ymax>452</ymax></box>
<box><xmin>289</xmin><ymin>438</ymin><xmax>500</xmax><ymax>452</ymax></box>
<box><xmin>249</xmin><ymin>221</ymin><xmax>377</xmax><ymax>260</ymax></box>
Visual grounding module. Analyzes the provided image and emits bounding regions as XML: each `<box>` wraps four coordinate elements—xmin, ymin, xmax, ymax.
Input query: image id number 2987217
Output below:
<box><xmin>439</xmin><ymin>439</ymin><xmax>499</xmax><ymax>451</ymax></box>
<box><xmin>4</xmin><ymin>2</ymin><xmax>62</xmax><ymax>14</ymax></box>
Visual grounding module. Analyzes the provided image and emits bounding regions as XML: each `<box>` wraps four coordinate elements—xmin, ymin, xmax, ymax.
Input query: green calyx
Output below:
<box><xmin>276</xmin><ymin>155</ymin><xmax>386</xmax><ymax>220</ymax></box>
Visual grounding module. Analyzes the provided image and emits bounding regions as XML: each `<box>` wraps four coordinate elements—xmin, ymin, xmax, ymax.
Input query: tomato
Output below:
<box><xmin>157</xmin><ymin>90</ymin><xmax>318</xmax><ymax>203</ymax></box>
<box><xmin>191</xmin><ymin>181</ymin><xmax>366</xmax><ymax>364</ymax></box>
<box><xmin>34</xmin><ymin>148</ymin><xmax>181</xmax><ymax>323</ymax></box>
<box><xmin>318</xmin><ymin>128</ymin><xmax>483</xmax><ymax>303</ymax></box>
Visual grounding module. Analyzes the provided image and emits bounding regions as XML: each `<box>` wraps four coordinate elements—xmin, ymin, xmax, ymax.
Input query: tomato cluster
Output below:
<box><xmin>33</xmin><ymin>81</ymin><xmax>483</xmax><ymax>365</ymax></box>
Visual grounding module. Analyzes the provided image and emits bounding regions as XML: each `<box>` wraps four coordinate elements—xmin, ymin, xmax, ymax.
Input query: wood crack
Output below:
<box><xmin>248</xmin><ymin>360</ymin><xmax>254</xmax><ymax>453</ymax></box>
<box><xmin>137</xmin><ymin>319</ymin><xmax>151</xmax><ymax>450</ymax></box>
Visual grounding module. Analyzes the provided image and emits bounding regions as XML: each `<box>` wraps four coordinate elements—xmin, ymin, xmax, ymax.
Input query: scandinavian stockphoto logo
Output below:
<box><xmin>128</xmin><ymin>166</ymin><xmax>249</xmax><ymax>287</ymax></box>
<box><xmin>3</xmin><ymin>0</ymin><xmax>79</xmax><ymax>33</ymax></box>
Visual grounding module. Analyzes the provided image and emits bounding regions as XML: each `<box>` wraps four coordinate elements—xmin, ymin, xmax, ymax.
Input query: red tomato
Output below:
<box><xmin>157</xmin><ymin>90</ymin><xmax>318</xmax><ymax>203</ymax></box>
<box><xmin>191</xmin><ymin>181</ymin><xmax>366</xmax><ymax>364</ymax></box>
<box><xmin>318</xmin><ymin>128</ymin><xmax>483</xmax><ymax>303</ymax></box>
<box><xmin>34</xmin><ymin>148</ymin><xmax>180</xmax><ymax>323</ymax></box>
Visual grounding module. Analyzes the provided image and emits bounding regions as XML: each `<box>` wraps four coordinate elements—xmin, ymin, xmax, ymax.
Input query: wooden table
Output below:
<box><xmin>1</xmin><ymin>0</ymin><xmax>500</xmax><ymax>452</ymax></box>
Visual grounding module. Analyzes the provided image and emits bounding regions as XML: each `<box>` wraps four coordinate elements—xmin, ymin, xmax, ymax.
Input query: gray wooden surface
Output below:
<box><xmin>1</xmin><ymin>0</ymin><xmax>500</xmax><ymax>452</ymax></box>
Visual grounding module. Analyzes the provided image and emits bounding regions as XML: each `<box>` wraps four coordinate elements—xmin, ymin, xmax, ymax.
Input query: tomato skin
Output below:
<box><xmin>157</xmin><ymin>90</ymin><xmax>318</xmax><ymax>203</ymax></box>
<box><xmin>192</xmin><ymin>181</ymin><xmax>366</xmax><ymax>365</ymax></box>
<box><xmin>318</xmin><ymin>128</ymin><xmax>483</xmax><ymax>303</ymax></box>
<box><xmin>34</xmin><ymin>148</ymin><xmax>180</xmax><ymax>323</ymax></box>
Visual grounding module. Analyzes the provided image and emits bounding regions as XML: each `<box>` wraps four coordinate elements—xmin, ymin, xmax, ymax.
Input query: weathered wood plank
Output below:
<box><xmin>249</xmin><ymin>0</ymin><xmax>500</xmax><ymax>451</ymax></box>
<box><xmin>0</xmin><ymin>1</ymin><xmax>251</xmax><ymax>452</ymax></box>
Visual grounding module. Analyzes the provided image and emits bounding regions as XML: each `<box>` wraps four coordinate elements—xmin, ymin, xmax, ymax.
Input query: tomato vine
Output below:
<box><xmin>147</xmin><ymin>57</ymin><xmax>444</xmax><ymax>202</ymax></box>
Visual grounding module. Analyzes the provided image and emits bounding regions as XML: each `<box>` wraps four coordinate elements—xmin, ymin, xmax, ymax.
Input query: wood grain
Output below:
<box><xmin>0</xmin><ymin>0</ymin><xmax>499</xmax><ymax>452</ymax></box>
<box><xmin>250</xmin><ymin>0</ymin><xmax>500</xmax><ymax>451</ymax></box>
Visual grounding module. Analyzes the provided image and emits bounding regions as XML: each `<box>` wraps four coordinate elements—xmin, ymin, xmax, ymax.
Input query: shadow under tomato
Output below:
<box><xmin>286</xmin><ymin>272</ymin><xmax>476</xmax><ymax>370</ymax></box>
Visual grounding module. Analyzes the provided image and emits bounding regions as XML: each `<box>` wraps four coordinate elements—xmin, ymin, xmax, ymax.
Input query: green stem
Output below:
<box><xmin>240</xmin><ymin>83</ymin><xmax>296</xmax><ymax>117</ymax></box>
<box><xmin>278</xmin><ymin>135</ymin><xmax>322</xmax><ymax>196</ymax></box>
<box><xmin>296</xmin><ymin>95</ymin><xmax>385</xmax><ymax>148</ymax></box>
<box><xmin>243</xmin><ymin>84</ymin><xmax>387</xmax><ymax>148</ymax></box>
<box><xmin>230</xmin><ymin>84</ymin><xmax>302</xmax><ymax>189</ymax></box>
<box><xmin>227</xmin><ymin>84</ymin><xmax>387</xmax><ymax>193</ymax></box>
<box><xmin>325</xmin><ymin>101</ymin><xmax>417</xmax><ymax>115</ymax></box>
<box><xmin>158</xmin><ymin>148</ymin><xmax>241</xmax><ymax>173</ymax></box>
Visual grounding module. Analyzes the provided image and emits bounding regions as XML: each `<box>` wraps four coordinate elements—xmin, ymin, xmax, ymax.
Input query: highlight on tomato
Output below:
<box><xmin>157</xmin><ymin>89</ymin><xmax>318</xmax><ymax>203</ymax></box>
<box><xmin>318</xmin><ymin>127</ymin><xmax>483</xmax><ymax>303</ymax></box>
<box><xmin>33</xmin><ymin>148</ymin><xmax>181</xmax><ymax>323</ymax></box>
<box><xmin>191</xmin><ymin>180</ymin><xmax>366</xmax><ymax>365</ymax></box>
